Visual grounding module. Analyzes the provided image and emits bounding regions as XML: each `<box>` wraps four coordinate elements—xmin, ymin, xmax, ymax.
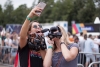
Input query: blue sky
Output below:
<box><xmin>0</xmin><ymin>0</ymin><xmax>39</xmax><ymax>9</ymax></box>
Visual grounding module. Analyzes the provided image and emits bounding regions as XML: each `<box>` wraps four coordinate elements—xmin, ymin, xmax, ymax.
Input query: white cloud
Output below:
<box><xmin>0</xmin><ymin>0</ymin><xmax>39</xmax><ymax>9</ymax></box>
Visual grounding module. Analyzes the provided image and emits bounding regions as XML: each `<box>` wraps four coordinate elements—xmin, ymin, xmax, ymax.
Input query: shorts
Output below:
<box><xmin>11</xmin><ymin>52</ymin><xmax>17</xmax><ymax>56</ymax></box>
<box><xmin>94</xmin><ymin>49</ymin><xmax>100</xmax><ymax>59</ymax></box>
<box><xmin>85</xmin><ymin>54</ymin><xmax>95</xmax><ymax>62</ymax></box>
<box><xmin>5</xmin><ymin>48</ymin><xmax>11</xmax><ymax>54</ymax></box>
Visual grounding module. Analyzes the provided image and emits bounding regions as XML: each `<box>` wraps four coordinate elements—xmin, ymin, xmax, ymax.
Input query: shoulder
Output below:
<box><xmin>18</xmin><ymin>43</ymin><xmax>29</xmax><ymax>52</ymax></box>
<box><xmin>69</xmin><ymin>43</ymin><xmax>79</xmax><ymax>49</ymax></box>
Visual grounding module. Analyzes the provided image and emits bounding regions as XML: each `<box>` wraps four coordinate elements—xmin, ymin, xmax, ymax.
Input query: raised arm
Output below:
<box><xmin>61</xmin><ymin>43</ymin><xmax>78</xmax><ymax>61</ymax></box>
<box><xmin>60</xmin><ymin>35</ymin><xmax>78</xmax><ymax>61</ymax></box>
<box><xmin>19</xmin><ymin>7</ymin><xmax>42</xmax><ymax>48</ymax></box>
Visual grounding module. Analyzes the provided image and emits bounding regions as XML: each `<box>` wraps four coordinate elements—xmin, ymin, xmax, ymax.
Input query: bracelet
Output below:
<box><xmin>60</xmin><ymin>42</ymin><xmax>65</xmax><ymax>45</ymax></box>
<box><xmin>48</xmin><ymin>46</ymin><xmax>53</xmax><ymax>49</ymax></box>
<box><xmin>26</xmin><ymin>16</ymin><xmax>32</xmax><ymax>22</ymax></box>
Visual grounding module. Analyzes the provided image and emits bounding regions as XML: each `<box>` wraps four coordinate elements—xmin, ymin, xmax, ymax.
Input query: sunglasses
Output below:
<box><xmin>33</xmin><ymin>25</ymin><xmax>42</xmax><ymax>29</ymax></box>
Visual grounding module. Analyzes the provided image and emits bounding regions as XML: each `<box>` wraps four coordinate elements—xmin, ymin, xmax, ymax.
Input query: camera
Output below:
<box><xmin>42</xmin><ymin>26</ymin><xmax>62</xmax><ymax>40</ymax></box>
<box><xmin>27</xmin><ymin>33</ymin><xmax>47</xmax><ymax>51</ymax></box>
<box><xmin>48</xmin><ymin>27</ymin><xmax>62</xmax><ymax>40</ymax></box>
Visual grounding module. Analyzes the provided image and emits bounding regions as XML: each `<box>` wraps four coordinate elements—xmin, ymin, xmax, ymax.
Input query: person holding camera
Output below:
<box><xmin>14</xmin><ymin>5</ymin><xmax>46</xmax><ymax>67</ymax></box>
<box><xmin>43</xmin><ymin>26</ymin><xmax>79</xmax><ymax>67</ymax></box>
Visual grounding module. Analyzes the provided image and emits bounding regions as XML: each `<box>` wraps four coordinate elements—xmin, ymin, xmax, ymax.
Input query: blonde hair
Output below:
<box><xmin>6</xmin><ymin>32</ymin><xmax>10</xmax><ymax>38</ymax></box>
<box><xmin>13</xmin><ymin>33</ymin><xmax>18</xmax><ymax>39</ymax></box>
<box><xmin>57</xmin><ymin>25</ymin><xmax>69</xmax><ymax>45</ymax></box>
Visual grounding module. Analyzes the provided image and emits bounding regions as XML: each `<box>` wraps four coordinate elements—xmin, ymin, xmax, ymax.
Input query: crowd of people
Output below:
<box><xmin>69</xmin><ymin>32</ymin><xmax>100</xmax><ymax>67</ymax></box>
<box><xmin>0</xmin><ymin>29</ymin><xmax>100</xmax><ymax>67</ymax></box>
<box><xmin>0</xmin><ymin>31</ymin><xmax>19</xmax><ymax>64</ymax></box>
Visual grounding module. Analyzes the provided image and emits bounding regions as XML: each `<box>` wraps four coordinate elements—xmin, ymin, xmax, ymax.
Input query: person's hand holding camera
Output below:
<box><xmin>48</xmin><ymin>39</ymin><xmax>54</xmax><ymax>47</ymax></box>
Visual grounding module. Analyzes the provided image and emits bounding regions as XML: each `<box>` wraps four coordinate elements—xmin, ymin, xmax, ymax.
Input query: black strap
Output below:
<box><xmin>56</xmin><ymin>54</ymin><xmax>63</xmax><ymax>67</ymax></box>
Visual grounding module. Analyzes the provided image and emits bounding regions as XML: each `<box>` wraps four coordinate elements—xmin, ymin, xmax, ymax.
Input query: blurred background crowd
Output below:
<box><xmin>0</xmin><ymin>31</ymin><xmax>100</xmax><ymax>67</ymax></box>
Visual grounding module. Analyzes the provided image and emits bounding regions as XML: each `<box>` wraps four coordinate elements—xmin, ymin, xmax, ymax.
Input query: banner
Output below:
<box><xmin>6</xmin><ymin>24</ymin><xmax>22</xmax><ymax>34</ymax></box>
<box><xmin>85</xmin><ymin>23</ymin><xmax>100</xmax><ymax>32</ymax></box>
<box><xmin>72</xmin><ymin>23</ymin><xmax>100</xmax><ymax>34</ymax></box>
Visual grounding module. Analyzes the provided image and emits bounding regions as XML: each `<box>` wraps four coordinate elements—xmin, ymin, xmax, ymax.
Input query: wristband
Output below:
<box><xmin>60</xmin><ymin>42</ymin><xmax>65</xmax><ymax>45</ymax></box>
<box><xmin>26</xmin><ymin>16</ymin><xmax>32</xmax><ymax>22</ymax></box>
<box><xmin>48</xmin><ymin>46</ymin><xmax>53</xmax><ymax>49</ymax></box>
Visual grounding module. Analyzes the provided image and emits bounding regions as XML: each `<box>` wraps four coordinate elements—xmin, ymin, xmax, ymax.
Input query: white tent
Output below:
<box><xmin>94</xmin><ymin>17</ymin><xmax>100</xmax><ymax>24</ymax></box>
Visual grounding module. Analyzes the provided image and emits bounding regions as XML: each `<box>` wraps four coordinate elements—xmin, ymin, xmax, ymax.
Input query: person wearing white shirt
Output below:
<box><xmin>84</xmin><ymin>34</ymin><xmax>96</xmax><ymax>67</ymax></box>
<box><xmin>78</xmin><ymin>32</ymin><xmax>85</xmax><ymax>52</ymax></box>
<box><xmin>94</xmin><ymin>36</ymin><xmax>100</xmax><ymax>61</ymax></box>
<box><xmin>2</xmin><ymin>33</ymin><xmax>12</xmax><ymax>63</ymax></box>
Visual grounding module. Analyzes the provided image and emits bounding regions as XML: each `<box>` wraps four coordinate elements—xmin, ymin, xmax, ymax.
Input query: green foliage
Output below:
<box><xmin>32</xmin><ymin>0</ymin><xmax>54</xmax><ymax>23</ymax></box>
<box><xmin>68</xmin><ymin>0</ymin><xmax>85</xmax><ymax>23</ymax></box>
<box><xmin>12</xmin><ymin>4</ymin><xmax>30</xmax><ymax>24</ymax></box>
<box><xmin>3</xmin><ymin>0</ymin><xmax>14</xmax><ymax>26</ymax></box>
<box><xmin>0</xmin><ymin>0</ymin><xmax>99</xmax><ymax>26</ymax></box>
<box><xmin>0</xmin><ymin>5</ymin><xmax>4</xmax><ymax>25</ymax></box>
<box><xmin>77</xmin><ymin>0</ymin><xmax>95</xmax><ymax>23</ymax></box>
<box><xmin>94</xmin><ymin>5</ymin><xmax>100</xmax><ymax>19</ymax></box>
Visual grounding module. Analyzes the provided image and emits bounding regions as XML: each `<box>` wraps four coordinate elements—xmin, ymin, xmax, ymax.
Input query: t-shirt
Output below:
<box><xmin>84</xmin><ymin>38</ymin><xmax>94</xmax><ymax>53</ymax></box>
<box><xmin>52</xmin><ymin>43</ymin><xmax>79</xmax><ymax>67</ymax></box>
<box><xmin>1</xmin><ymin>36</ymin><xmax>6</xmax><ymax>41</ymax></box>
<box><xmin>18</xmin><ymin>44</ymin><xmax>43</xmax><ymax>67</ymax></box>
<box><xmin>4</xmin><ymin>38</ymin><xmax>12</xmax><ymax>47</ymax></box>
<box><xmin>79</xmin><ymin>36</ymin><xmax>84</xmax><ymax>42</ymax></box>
<box><xmin>94</xmin><ymin>38</ymin><xmax>100</xmax><ymax>52</ymax></box>
<box><xmin>11</xmin><ymin>39</ymin><xmax>19</xmax><ymax>52</ymax></box>
<box><xmin>78</xmin><ymin>36</ymin><xmax>84</xmax><ymax>52</ymax></box>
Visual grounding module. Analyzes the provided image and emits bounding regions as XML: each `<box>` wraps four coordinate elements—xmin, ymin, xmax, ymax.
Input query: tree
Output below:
<box><xmin>68</xmin><ymin>0</ymin><xmax>85</xmax><ymax>24</ymax></box>
<box><xmin>33</xmin><ymin>0</ymin><xmax>54</xmax><ymax>23</ymax></box>
<box><xmin>31</xmin><ymin>0</ymin><xmax>37</xmax><ymax>8</ymax></box>
<box><xmin>3</xmin><ymin>0</ymin><xmax>14</xmax><ymax>26</ymax></box>
<box><xmin>77</xmin><ymin>0</ymin><xmax>96</xmax><ymax>23</ymax></box>
<box><xmin>0</xmin><ymin>5</ymin><xmax>4</xmax><ymax>25</ymax></box>
<box><xmin>0</xmin><ymin>0</ymin><xmax>99</xmax><ymax>26</ymax></box>
<box><xmin>94</xmin><ymin>7</ymin><xmax>100</xmax><ymax>18</ymax></box>
<box><xmin>35</xmin><ymin>0</ymin><xmax>74</xmax><ymax>24</ymax></box>
<box><xmin>94</xmin><ymin>1</ymin><xmax>100</xmax><ymax>18</ymax></box>
<box><xmin>12</xmin><ymin>4</ymin><xmax>30</xmax><ymax>24</ymax></box>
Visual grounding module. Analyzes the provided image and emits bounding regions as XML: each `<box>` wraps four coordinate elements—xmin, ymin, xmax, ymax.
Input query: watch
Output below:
<box><xmin>60</xmin><ymin>42</ymin><xmax>65</xmax><ymax>45</ymax></box>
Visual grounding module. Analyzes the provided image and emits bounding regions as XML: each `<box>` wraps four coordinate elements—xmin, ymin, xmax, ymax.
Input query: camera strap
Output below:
<box><xmin>55</xmin><ymin>54</ymin><xmax>63</xmax><ymax>67</ymax></box>
<box><xmin>14</xmin><ymin>51</ymin><xmax>30</xmax><ymax>67</ymax></box>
